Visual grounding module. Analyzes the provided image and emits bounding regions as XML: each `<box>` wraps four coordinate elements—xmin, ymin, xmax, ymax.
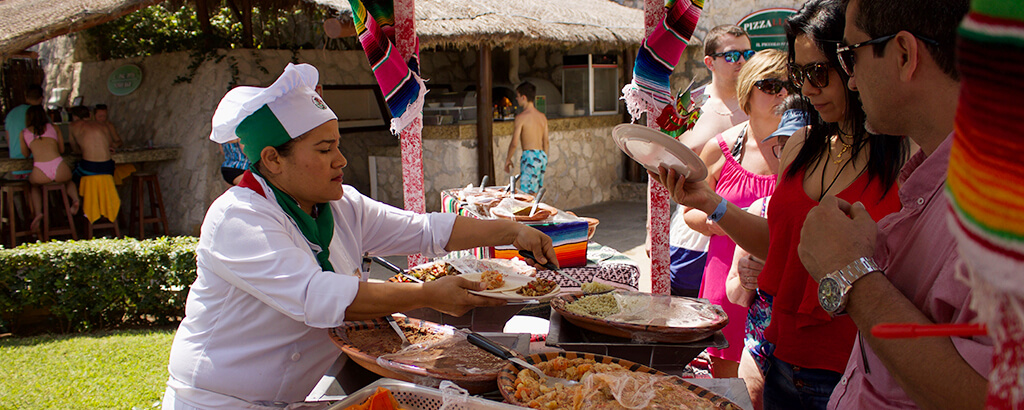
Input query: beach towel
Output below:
<box><xmin>621</xmin><ymin>0</ymin><xmax>703</xmax><ymax>122</ymax></box>
<box><xmin>946</xmin><ymin>0</ymin><xmax>1024</xmax><ymax>406</ymax></box>
<box><xmin>79</xmin><ymin>174</ymin><xmax>120</xmax><ymax>224</ymax></box>
<box><xmin>348</xmin><ymin>0</ymin><xmax>426</xmax><ymax>135</ymax></box>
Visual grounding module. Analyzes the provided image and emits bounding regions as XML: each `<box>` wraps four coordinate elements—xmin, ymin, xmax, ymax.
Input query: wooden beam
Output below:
<box><xmin>240</xmin><ymin>0</ymin><xmax>254</xmax><ymax>48</ymax></box>
<box><xmin>196</xmin><ymin>0</ymin><xmax>213</xmax><ymax>49</ymax></box>
<box><xmin>476</xmin><ymin>45</ymin><xmax>494</xmax><ymax>183</ymax></box>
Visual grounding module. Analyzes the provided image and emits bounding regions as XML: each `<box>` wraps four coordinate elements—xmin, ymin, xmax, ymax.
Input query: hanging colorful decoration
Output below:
<box><xmin>621</xmin><ymin>0</ymin><xmax>704</xmax><ymax>123</ymax></box>
<box><xmin>946</xmin><ymin>0</ymin><xmax>1024</xmax><ymax>407</ymax></box>
<box><xmin>348</xmin><ymin>0</ymin><xmax>427</xmax><ymax>135</ymax></box>
<box><xmin>655</xmin><ymin>80</ymin><xmax>708</xmax><ymax>137</ymax></box>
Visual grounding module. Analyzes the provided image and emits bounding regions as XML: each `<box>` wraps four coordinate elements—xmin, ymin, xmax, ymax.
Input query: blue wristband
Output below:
<box><xmin>707</xmin><ymin>197</ymin><xmax>729</xmax><ymax>222</ymax></box>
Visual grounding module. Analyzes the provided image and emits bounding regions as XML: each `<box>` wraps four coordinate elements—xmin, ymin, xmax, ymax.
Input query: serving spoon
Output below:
<box><xmin>467</xmin><ymin>332</ymin><xmax>577</xmax><ymax>388</ymax></box>
<box><xmin>384</xmin><ymin>315</ymin><xmax>412</xmax><ymax>348</ymax></box>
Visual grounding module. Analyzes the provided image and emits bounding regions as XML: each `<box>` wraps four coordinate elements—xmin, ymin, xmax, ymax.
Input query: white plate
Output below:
<box><xmin>460</xmin><ymin>271</ymin><xmax>534</xmax><ymax>293</ymax></box>
<box><xmin>612</xmin><ymin>123</ymin><xmax>708</xmax><ymax>182</ymax></box>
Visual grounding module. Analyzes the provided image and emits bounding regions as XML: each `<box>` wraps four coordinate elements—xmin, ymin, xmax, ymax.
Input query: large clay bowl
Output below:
<box><xmin>550</xmin><ymin>291</ymin><xmax>728</xmax><ymax>343</ymax></box>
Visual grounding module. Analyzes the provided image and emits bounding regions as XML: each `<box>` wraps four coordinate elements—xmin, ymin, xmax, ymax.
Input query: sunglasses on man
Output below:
<box><xmin>836</xmin><ymin>32</ymin><xmax>940</xmax><ymax>76</ymax></box>
<box><xmin>789</xmin><ymin>62</ymin><xmax>832</xmax><ymax>90</ymax></box>
<box><xmin>754</xmin><ymin>78</ymin><xmax>795</xmax><ymax>95</ymax></box>
<box><xmin>710</xmin><ymin>49</ymin><xmax>757</xmax><ymax>63</ymax></box>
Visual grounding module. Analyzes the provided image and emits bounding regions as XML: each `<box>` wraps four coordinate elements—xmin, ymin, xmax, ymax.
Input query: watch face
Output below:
<box><xmin>818</xmin><ymin>277</ymin><xmax>843</xmax><ymax>312</ymax></box>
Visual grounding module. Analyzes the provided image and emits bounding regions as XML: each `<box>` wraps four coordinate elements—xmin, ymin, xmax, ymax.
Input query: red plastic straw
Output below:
<box><xmin>871</xmin><ymin>323</ymin><xmax>988</xmax><ymax>339</ymax></box>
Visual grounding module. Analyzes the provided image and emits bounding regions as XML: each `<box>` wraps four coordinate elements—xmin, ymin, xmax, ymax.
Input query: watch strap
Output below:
<box><xmin>837</xmin><ymin>256</ymin><xmax>880</xmax><ymax>286</ymax></box>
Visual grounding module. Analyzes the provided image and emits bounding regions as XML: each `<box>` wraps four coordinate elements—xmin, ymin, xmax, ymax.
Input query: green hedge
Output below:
<box><xmin>0</xmin><ymin>237</ymin><xmax>198</xmax><ymax>333</ymax></box>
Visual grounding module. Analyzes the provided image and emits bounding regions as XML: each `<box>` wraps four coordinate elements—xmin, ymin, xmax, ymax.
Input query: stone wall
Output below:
<box><xmin>371</xmin><ymin>115</ymin><xmax>624</xmax><ymax>213</ymax></box>
<box><xmin>37</xmin><ymin>41</ymin><xmax>383</xmax><ymax>236</ymax></box>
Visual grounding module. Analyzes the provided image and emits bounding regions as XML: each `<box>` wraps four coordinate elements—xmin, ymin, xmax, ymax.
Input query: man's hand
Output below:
<box><xmin>798</xmin><ymin>196</ymin><xmax>878</xmax><ymax>281</ymax></box>
<box><xmin>511</xmin><ymin>224</ymin><xmax>558</xmax><ymax>268</ymax></box>
<box><xmin>649</xmin><ymin>166</ymin><xmax>720</xmax><ymax>213</ymax></box>
<box><xmin>504</xmin><ymin>159</ymin><xmax>514</xmax><ymax>174</ymax></box>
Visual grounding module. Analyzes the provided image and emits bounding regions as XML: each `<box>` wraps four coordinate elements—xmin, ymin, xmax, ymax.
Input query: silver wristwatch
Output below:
<box><xmin>817</xmin><ymin>256</ymin><xmax>880</xmax><ymax>315</ymax></box>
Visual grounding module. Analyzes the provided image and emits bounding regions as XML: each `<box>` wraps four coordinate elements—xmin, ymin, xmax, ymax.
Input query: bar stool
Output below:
<box><xmin>1</xmin><ymin>180</ymin><xmax>36</xmax><ymax>247</ymax></box>
<box><xmin>40</xmin><ymin>183</ymin><xmax>78</xmax><ymax>241</ymax></box>
<box><xmin>129</xmin><ymin>173</ymin><xmax>169</xmax><ymax>239</ymax></box>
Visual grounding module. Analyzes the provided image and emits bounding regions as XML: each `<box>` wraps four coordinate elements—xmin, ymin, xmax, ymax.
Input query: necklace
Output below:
<box><xmin>819</xmin><ymin>157</ymin><xmax>852</xmax><ymax>202</ymax></box>
<box><xmin>831</xmin><ymin>134</ymin><xmax>852</xmax><ymax>165</ymax></box>
<box><xmin>708</xmin><ymin>101</ymin><xmax>741</xmax><ymax>116</ymax></box>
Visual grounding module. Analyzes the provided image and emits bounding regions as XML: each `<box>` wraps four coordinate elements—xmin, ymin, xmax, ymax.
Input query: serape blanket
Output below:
<box><xmin>348</xmin><ymin>0</ymin><xmax>426</xmax><ymax>134</ymax></box>
<box><xmin>621</xmin><ymin>0</ymin><xmax>703</xmax><ymax>122</ymax></box>
<box><xmin>946</xmin><ymin>0</ymin><xmax>1024</xmax><ymax>407</ymax></box>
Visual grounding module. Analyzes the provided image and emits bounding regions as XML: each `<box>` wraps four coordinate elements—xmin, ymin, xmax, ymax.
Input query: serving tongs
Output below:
<box><xmin>384</xmin><ymin>315</ymin><xmax>412</xmax><ymax>348</ymax></box>
<box><xmin>467</xmin><ymin>332</ymin><xmax>577</xmax><ymax>388</ymax></box>
<box><xmin>518</xmin><ymin>249</ymin><xmax>583</xmax><ymax>287</ymax></box>
<box><xmin>528</xmin><ymin>187</ymin><xmax>546</xmax><ymax>217</ymax></box>
<box><xmin>370</xmin><ymin>256</ymin><xmax>423</xmax><ymax>283</ymax></box>
<box><xmin>505</xmin><ymin>174</ymin><xmax>520</xmax><ymax>194</ymax></box>
<box><xmin>871</xmin><ymin>322</ymin><xmax>988</xmax><ymax>339</ymax></box>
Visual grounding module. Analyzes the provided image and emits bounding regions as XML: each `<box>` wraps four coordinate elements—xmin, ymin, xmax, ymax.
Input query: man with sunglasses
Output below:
<box><xmin>668</xmin><ymin>24</ymin><xmax>752</xmax><ymax>299</ymax></box>
<box><xmin>797</xmin><ymin>0</ymin><xmax>991</xmax><ymax>409</ymax></box>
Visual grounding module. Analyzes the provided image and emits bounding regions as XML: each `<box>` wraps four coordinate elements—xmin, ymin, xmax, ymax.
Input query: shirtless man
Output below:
<box><xmin>503</xmin><ymin>82</ymin><xmax>549</xmax><ymax>194</ymax></box>
<box><xmin>678</xmin><ymin>25</ymin><xmax>753</xmax><ymax>153</ymax></box>
<box><xmin>69</xmin><ymin>106</ymin><xmax>117</xmax><ymax>176</ymax></box>
<box><xmin>92</xmin><ymin>104</ymin><xmax>124</xmax><ymax>151</ymax></box>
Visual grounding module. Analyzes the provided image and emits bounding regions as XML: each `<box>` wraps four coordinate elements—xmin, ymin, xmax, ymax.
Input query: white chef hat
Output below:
<box><xmin>209</xmin><ymin>63</ymin><xmax>337</xmax><ymax>162</ymax></box>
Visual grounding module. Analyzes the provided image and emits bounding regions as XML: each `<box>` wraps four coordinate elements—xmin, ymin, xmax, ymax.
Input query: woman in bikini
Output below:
<box><xmin>20</xmin><ymin>105</ymin><xmax>79</xmax><ymax>231</ymax></box>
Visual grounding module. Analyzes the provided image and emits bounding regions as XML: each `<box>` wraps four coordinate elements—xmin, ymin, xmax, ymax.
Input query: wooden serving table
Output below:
<box><xmin>0</xmin><ymin>146</ymin><xmax>181</xmax><ymax>173</ymax></box>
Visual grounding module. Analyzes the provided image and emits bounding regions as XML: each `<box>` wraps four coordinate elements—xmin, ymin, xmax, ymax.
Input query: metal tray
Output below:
<box><xmin>327</xmin><ymin>378</ymin><xmax>522</xmax><ymax>410</ymax></box>
<box><xmin>547</xmin><ymin>309</ymin><xmax>727</xmax><ymax>374</ymax></box>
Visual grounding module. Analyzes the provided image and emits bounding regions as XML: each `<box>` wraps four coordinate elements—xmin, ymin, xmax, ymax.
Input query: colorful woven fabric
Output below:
<box><xmin>348</xmin><ymin>0</ymin><xmax>426</xmax><ymax>134</ymax></box>
<box><xmin>946</xmin><ymin>0</ymin><xmax>1024</xmax><ymax>407</ymax></box>
<box><xmin>621</xmin><ymin>0</ymin><xmax>703</xmax><ymax>122</ymax></box>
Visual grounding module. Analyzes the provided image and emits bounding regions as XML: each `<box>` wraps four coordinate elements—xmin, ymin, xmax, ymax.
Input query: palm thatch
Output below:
<box><xmin>0</xmin><ymin>0</ymin><xmax>165</xmax><ymax>59</ymax></box>
<box><xmin>308</xmin><ymin>0</ymin><xmax>645</xmax><ymax>50</ymax></box>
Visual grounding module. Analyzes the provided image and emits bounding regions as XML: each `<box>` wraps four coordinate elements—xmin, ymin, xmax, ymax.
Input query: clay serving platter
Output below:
<box><xmin>330</xmin><ymin>316</ymin><xmax>505</xmax><ymax>394</ymax></box>
<box><xmin>550</xmin><ymin>291</ymin><xmax>729</xmax><ymax>343</ymax></box>
<box><xmin>496</xmin><ymin>351</ymin><xmax>740</xmax><ymax>409</ymax></box>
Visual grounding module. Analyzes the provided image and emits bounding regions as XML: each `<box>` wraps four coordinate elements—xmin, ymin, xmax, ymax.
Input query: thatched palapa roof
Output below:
<box><xmin>311</xmin><ymin>0</ymin><xmax>645</xmax><ymax>50</ymax></box>
<box><xmin>1</xmin><ymin>0</ymin><xmax>644</xmax><ymax>58</ymax></box>
<box><xmin>0</xmin><ymin>0</ymin><xmax>164</xmax><ymax>59</ymax></box>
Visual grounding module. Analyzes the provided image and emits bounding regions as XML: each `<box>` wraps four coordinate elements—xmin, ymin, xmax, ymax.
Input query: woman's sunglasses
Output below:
<box><xmin>754</xmin><ymin>78</ymin><xmax>794</xmax><ymax>95</ymax></box>
<box><xmin>711</xmin><ymin>49</ymin><xmax>757</xmax><ymax>63</ymax></box>
<box><xmin>788</xmin><ymin>62</ymin><xmax>832</xmax><ymax>89</ymax></box>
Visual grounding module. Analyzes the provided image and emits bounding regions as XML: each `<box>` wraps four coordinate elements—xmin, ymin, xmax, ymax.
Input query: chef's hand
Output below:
<box><xmin>649</xmin><ymin>166</ymin><xmax>721</xmax><ymax>214</ymax></box>
<box><xmin>513</xmin><ymin>224</ymin><xmax>558</xmax><ymax>268</ymax></box>
<box><xmin>737</xmin><ymin>254</ymin><xmax>764</xmax><ymax>291</ymax></box>
<box><xmin>424</xmin><ymin>276</ymin><xmax>506</xmax><ymax>316</ymax></box>
<box><xmin>798</xmin><ymin>196</ymin><xmax>877</xmax><ymax>282</ymax></box>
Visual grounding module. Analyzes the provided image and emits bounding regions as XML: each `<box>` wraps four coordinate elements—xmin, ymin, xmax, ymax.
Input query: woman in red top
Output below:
<box><xmin>652</xmin><ymin>0</ymin><xmax>907</xmax><ymax>408</ymax></box>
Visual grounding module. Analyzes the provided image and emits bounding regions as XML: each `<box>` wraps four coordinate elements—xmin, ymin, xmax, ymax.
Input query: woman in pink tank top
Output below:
<box><xmin>681</xmin><ymin>49</ymin><xmax>791</xmax><ymax>377</ymax></box>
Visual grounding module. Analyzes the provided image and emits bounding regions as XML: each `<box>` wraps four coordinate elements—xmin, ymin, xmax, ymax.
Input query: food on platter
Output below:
<box><xmin>481</xmin><ymin>270</ymin><xmax>506</xmax><ymax>290</ymax></box>
<box><xmin>511</xmin><ymin>356</ymin><xmax>737</xmax><ymax>409</ymax></box>
<box><xmin>343</xmin><ymin>387</ymin><xmax>406</xmax><ymax>410</ymax></box>
<box><xmin>565</xmin><ymin>293</ymin><xmax>620</xmax><ymax>317</ymax></box>
<box><xmin>342</xmin><ymin>321</ymin><xmax>506</xmax><ymax>376</ymax></box>
<box><xmin>581</xmin><ymin>281</ymin><xmax>614</xmax><ymax>294</ymax></box>
<box><xmin>405</xmin><ymin>262</ymin><xmax>459</xmax><ymax>282</ymax></box>
<box><xmin>552</xmin><ymin>291</ymin><xmax>730</xmax><ymax>343</ymax></box>
<box><xmin>516</xmin><ymin>278</ymin><xmax>558</xmax><ymax>297</ymax></box>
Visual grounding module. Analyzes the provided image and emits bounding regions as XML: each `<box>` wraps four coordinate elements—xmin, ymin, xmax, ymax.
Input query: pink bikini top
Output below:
<box><xmin>21</xmin><ymin>124</ymin><xmax>57</xmax><ymax>145</ymax></box>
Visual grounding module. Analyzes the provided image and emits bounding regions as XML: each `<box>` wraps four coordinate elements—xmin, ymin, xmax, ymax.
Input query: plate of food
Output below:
<box><xmin>470</xmin><ymin>277</ymin><xmax>562</xmax><ymax>302</ymax></box>
<box><xmin>550</xmin><ymin>290</ymin><xmax>729</xmax><ymax>343</ymax></box>
<box><xmin>330</xmin><ymin>316</ymin><xmax>510</xmax><ymax>394</ymax></box>
<box><xmin>460</xmin><ymin>270</ymin><xmax>531</xmax><ymax>293</ymax></box>
<box><xmin>387</xmin><ymin>258</ymin><xmax>535</xmax><ymax>284</ymax></box>
<box><xmin>612</xmin><ymin>123</ymin><xmax>709</xmax><ymax>182</ymax></box>
<box><xmin>496</xmin><ymin>351</ymin><xmax>741</xmax><ymax>409</ymax></box>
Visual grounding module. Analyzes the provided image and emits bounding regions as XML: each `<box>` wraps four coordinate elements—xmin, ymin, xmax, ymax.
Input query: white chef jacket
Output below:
<box><xmin>163</xmin><ymin>173</ymin><xmax>456</xmax><ymax>409</ymax></box>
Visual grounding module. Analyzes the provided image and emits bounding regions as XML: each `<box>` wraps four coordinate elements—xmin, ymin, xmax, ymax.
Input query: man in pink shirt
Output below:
<box><xmin>798</xmin><ymin>0</ymin><xmax>991</xmax><ymax>409</ymax></box>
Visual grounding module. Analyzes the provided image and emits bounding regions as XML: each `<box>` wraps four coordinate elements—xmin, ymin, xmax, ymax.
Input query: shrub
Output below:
<box><xmin>0</xmin><ymin>237</ymin><xmax>198</xmax><ymax>332</ymax></box>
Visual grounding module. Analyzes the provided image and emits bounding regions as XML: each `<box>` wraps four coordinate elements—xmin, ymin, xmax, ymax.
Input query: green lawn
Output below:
<box><xmin>0</xmin><ymin>328</ymin><xmax>176</xmax><ymax>409</ymax></box>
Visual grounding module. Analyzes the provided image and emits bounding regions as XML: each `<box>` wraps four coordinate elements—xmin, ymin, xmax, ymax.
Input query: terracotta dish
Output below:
<box><xmin>551</xmin><ymin>291</ymin><xmax>729</xmax><ymax>343</ymax></box>
<box><xmin>496</xmin><ymin>351</ymin><xmax>740</xmax><ymax>409</ymax></box>
<box><xmin>330</xmin><ymin>316</ymin><xmax>507</xmax><ymax>393</ymax></box>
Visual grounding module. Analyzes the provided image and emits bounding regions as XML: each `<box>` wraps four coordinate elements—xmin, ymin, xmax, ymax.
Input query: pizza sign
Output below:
<box><xmin>737</xmin><ymin>8</ymin><xmax>798</xmax><ymax>51</ymax></box>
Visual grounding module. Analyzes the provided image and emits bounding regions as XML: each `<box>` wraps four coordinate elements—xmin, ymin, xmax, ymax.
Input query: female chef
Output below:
<box><xmin>163</xmin><ymin>63</ymin><xmax>558</xmax><ymax>409</ymax></box>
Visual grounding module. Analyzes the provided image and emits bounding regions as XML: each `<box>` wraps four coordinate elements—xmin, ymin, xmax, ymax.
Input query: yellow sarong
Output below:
<box><xmin>79</xmin><ymin>175</ymin><xmax>121</xmax><ymax>223</ymax></box>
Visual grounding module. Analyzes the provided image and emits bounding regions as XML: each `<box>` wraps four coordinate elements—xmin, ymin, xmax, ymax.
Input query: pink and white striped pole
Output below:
<box><xmin>394</xmin><ymin>0</ymin><xmax>428</xmax><ymax>267</ymax></box>
<box><xmin>644</xmin><ymin>0</ymin><xmax>671</xmax><ymax>296</ymax></box>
